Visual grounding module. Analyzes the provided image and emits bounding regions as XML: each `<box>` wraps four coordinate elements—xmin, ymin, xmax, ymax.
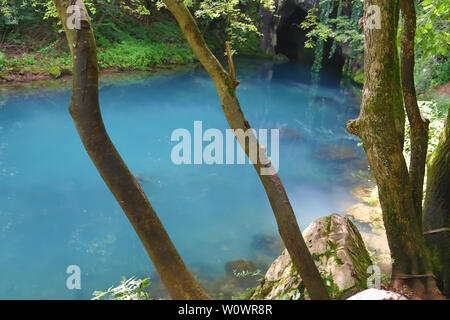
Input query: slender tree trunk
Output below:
<box><xmin>53</xmin><ymin>0</ymin><xmax>210</xmax><ymax>300</ymax></box>
<box><xmin>423</xmin><ymin>108</ymin><xmax>450</xmax><ymax>297</ymax></box>
<box><xmin>347</xmin><ymin>0</ymin><xmax>440</xmax><ymax>298</ymax></box>
<box><xmin>399</xmin><ymin>0</ymin><xmax>429</xmax><ymax>223</ymax></box>
<box><xmin>162</xmin><ymin>0</ymin><xmax>329</xmax><ymax>300</ymax></box>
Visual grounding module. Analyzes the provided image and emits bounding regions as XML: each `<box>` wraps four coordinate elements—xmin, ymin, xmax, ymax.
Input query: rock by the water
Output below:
<box><xmin>347</xmin><ymin>288</ymin><xmax>407</xmax><ymax>300</ymax></box>
<box><xmin>250</xmin><ymin>214</ymin><xmax>372</xmax><ymax>300</ymax></box>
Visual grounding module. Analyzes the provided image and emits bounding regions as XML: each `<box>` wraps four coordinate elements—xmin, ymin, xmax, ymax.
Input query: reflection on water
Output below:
<box><xmin>0</xmin><ymin>58</ymin><xmax>367</xmax><ymax>299</ymax></box>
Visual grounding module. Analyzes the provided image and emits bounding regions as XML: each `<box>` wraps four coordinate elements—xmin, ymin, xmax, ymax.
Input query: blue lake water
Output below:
<box><xmin>0</xmin><ymin>58</ymin><xmax>367</xmax><ymax>299</ymax></box>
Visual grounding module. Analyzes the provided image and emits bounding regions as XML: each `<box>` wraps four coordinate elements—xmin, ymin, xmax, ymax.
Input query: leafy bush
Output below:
<box><xmin>92</xmin><ymin>276</ymin><xmax>151</xmax><ymax>300</ymax></box>
<box><xmin>97</xmin><ymin>39</ymin><xmax>196</xmax><ymax>70</ymax></box>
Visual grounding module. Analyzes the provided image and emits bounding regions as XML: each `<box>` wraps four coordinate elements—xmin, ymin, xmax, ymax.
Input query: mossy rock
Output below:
<box><xmin>48</xmin><ymin>66</ymin><xmax>72</xmax><ymax>79</ymax></box>
<box><xmin>250</xmin><ymin>214</ymin><xmax>373</xmax><ymax>300</ymax></box>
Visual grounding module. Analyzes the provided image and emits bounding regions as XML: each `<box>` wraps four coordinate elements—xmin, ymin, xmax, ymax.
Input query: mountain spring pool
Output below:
<box><xmin>0</xmin><ymin>58</ymin><xmax>368</xmax><ymax>299</ymax></box>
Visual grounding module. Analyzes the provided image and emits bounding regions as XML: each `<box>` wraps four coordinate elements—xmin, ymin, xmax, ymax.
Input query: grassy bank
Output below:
<box><xmin>0</xmin><ymin>13</ymin><xmax>204</xmax><ymax>82</ymax></box>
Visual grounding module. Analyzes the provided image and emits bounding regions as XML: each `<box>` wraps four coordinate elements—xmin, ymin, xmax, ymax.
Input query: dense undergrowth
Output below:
<box><xmin>0</xmin><ymin>2</ymin><xmax>261</xmax><ymax>80</ymax></box>
<box><xmin>0</xmin><ymin>14</ymin><xmax>201</xmax><ymax>79</ymax></box>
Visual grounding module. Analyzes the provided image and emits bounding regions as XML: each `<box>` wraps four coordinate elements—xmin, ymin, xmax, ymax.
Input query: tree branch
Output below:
<box><xmin>53</xmin><ymin>0</ymin><xmax>210</xmax><ymax>300</ymax></box>
<box><xmin>162</xmin><ymin>0</ymin><xmax>329</xmax><ymax>300</ymax></box>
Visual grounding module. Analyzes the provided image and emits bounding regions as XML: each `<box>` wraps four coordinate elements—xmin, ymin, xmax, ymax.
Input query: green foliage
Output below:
<box><xmin>0</xmin><ymin>51</ymin><xmax>7</xmax><ymax>68</ymax></box>
<box><xmin>195</xmin><ymin>0</ymin><xmax>258</xmax><ymax>50</ymax></box>
<box><xmin>97</xmin><ymin>39</ymin><xmax>196</xmax><ymax>70</ymax></box>
<box><xmin>414</xmin><ymin>0</ymin><xmax>450</xmax><ymax>94</ymax></box>
<box><xmin>300</xmin><ymin>0</ymin><xmax>364</xmax><ymax>76</ymax></box>
<box><xmin>403</xmin><ymin>99</ymin><xmax>449</xmax><ymax>201</ymax></box>
<box><xmin>416</xmin><ymin>0</ymin><xmax>450</xmax><ymax>58</ymax></box>
<box><xmin>233</xmin><ymin>268</ymin><xmax>262</xmax><ymax>279</ymax></box>
<box><xmin>0</xmin><ymin>0</ymin><xmax>273</xmax><ymax>77</ymax></box>
<box><xmin>300</xmin><ymin>8</ymin><xmax>333</xmax><ymax>49</ymax></box>
<box><xmin>92</xmin><ymin>276</ymin><xmax>151</xmax><ymax>300</ymax></box>
<box><xmin>415</xmin><ymin>52</ymin><xmax>450</xmax><ymax>95</ymax></box>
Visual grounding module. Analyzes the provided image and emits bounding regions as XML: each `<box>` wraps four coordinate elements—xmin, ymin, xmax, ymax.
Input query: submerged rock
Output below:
<box><xmin>225</xmin><ymin>259</ymin><xmax>260</xmax><ymax>277</ymax></box>
<box><xmin>315</xmin><ymin>144</ymin><xmax>357</xmax><ymax>161</ymax></box>
<box><xmin>250</xmin><ymin>214</ymin><xmax>372</xmax><ymax>300</ymax></box>
<box><xmin>279</xmin><ymin>127</ymin><xmax>303</xmax><ymax>142</ymax></box>
<box><xmin>200</xmin><ymin>259</ymin><xmax>264</xmax><ymax>299</ymax></box>
<box><xmin>251</xmin><ymin>234</ymin><xmax>284</xmax><ymax>257</ymax></box>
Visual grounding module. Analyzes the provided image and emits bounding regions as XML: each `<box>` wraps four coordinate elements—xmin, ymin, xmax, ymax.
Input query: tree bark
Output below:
<box><xmin>399</xmin><ymin>0</ymin><xmax>429</xmax><ymax>223</ymax></box>
<box><xmin>53</xmin><ymin>0</ymin><xmax>210</xmax><ymax>300</ymax></box>
<box><xmin>162</xmin><ymin>0</ymin><xmax>329</xmax><ymax>300</ymax></box>
<box><xmin>346</xmin><ymin>0</ymin><xmax>440</xmax><ymax>298</ymax></box>
<box><xmin>423</xmin><ymin>108</ymin><xmax>450</xmax><ymax>297</ymax></box>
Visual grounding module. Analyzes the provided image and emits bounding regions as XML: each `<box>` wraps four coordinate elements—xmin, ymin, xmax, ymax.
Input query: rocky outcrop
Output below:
<box><xmin>257</xmin><ymin>0</ymin><xmax>363</xmax><ymax>77</ymax></box>
<box><xmin>250</xmin><ymin>214</ymin><xmax>372</xmax><ymax>300</ymax></box>
<box><xmin>258</xmin><ymin>0</ymin><xmax>316</xmax><ymax>55</ymax></box>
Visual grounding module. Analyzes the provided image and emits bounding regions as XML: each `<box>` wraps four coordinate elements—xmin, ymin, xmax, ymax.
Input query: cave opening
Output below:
<box><xmin>275</xmin><ymin>4</ymin><xmax>346</xmax><ymax>79</ymax></box>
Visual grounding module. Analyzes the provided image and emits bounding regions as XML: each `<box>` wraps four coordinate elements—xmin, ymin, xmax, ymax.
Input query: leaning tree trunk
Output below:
<box><xmin>423</xmin><ymin>107</ymin><xmax>450</xmax><ymax>297</ymax></box>
<box><xmin>346</xmin><ymin>0</ymin><xmax>440</xmax><ymax>298</ymax></box>
<box><xmin>53</xmin><ymin>0</ymin><xmax>210</xmax><ymax>300</ymax></box>
<box><xmin>162</xmin><ymin>0</ymin><xmax>329</xmax><ymax>300</ymax></box>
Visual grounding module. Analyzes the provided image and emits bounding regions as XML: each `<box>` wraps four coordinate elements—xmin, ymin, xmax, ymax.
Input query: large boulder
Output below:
<box><xmin>250</xmin><ymin>214</ymin><xmax>372</xmax><ymax>300</ymax></box>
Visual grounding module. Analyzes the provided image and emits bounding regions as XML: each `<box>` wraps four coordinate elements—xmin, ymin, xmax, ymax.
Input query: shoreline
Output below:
<box><xmin>0</xmin><ymin>61</ymin><xmax>203</xmax><ymax>94</ymax></box>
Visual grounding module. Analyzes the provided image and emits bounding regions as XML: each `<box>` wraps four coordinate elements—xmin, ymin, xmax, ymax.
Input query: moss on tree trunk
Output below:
<box><xmin>423</xmin><ymin>107</ymin><xmax>450</xmax><ymax>297</ymax></box>
<box><xmin>346</xmin><ymin>0</ymin><xmax>441</xmax><ymax>298</ymax></box>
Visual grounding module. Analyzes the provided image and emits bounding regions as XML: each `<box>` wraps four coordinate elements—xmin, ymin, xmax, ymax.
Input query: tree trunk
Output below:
<box><xmin>399</xmin><ymin>0</ymin><xmax>429</xmax><ymax>223</ymax></box>
<box><xmin>162</xmin><ymin>0</ymin><xmax>329</xmax><ymax>300</ymax></box>
<box><xmin>53</xmin><ymin>0</ymin><xmax>210</xmax><ymax>300</ymax></box>
<box><xmin>346</xmin><ymin>0</ymin><xmax>440</xmax><ymax>298</ymax></box>
<box><xmin>423</xmin><ymin>108</ymin><xmax>450</xmax><ymax>297</ymax></box>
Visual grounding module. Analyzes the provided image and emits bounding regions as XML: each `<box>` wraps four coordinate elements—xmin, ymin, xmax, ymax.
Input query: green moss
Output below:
<box><xmin>326</xmin><ymin>215</ymin><xmax>333</xmax><ymax>234</ymax></box>
<box><xmin>353</xmin><ymin>72</ymin><xmax>364</xmax><ymax>85</ymax></box>
<box><xmin>345</xmin><ymin>217</ymin><xmax>373</xmax><ymax>283</ymax></box>
<box><xmin>235</xmin><ymin>33</ymin><xmax>261</xmax><ymax>57</ymax></box>
<box><xmin>251</xmin><ymin>277</ymin><xmax>278</xmax><ymax>300</ymax></box>
<box><xmin>288</xmin><ymin>264</ymin><xmax>297</xmax><ymax>278</ymax></box>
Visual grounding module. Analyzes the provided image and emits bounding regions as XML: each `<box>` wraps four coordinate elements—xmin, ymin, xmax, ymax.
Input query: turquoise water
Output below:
<box><xmin>0</xmin><ymin>58</ymin><xmax>366</xmax><ymax>299</ymax></box>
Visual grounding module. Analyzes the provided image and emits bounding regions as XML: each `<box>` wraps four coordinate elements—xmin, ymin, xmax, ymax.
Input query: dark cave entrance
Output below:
<box><xmin>275</xmin><ymin>4</ymin><xmax>346</xmax><ymax>79</ymax></box>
